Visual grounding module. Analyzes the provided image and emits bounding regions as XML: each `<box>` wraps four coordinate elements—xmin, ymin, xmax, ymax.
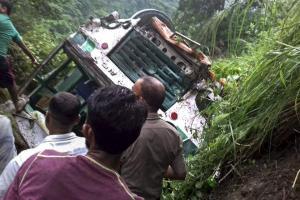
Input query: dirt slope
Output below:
<box><xmin>210</xmin><ymin>139</ymin><xmax>300</xmax><ymax>200</ymax></box>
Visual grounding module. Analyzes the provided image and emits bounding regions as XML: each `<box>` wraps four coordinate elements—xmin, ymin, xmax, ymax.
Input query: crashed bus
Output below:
<box><xmin>8</xmin><ymin>10</ymin><xmax>213</xmax><ymax>154</ymax></box>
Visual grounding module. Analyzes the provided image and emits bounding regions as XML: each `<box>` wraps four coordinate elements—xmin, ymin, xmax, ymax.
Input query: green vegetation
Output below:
<box><xmin>2</xmin><ymin>1</ymin><xmax>299</xmax><ymax>199</ymax></box>
<box><xmin>5</xmin><ymin>0</ymin><xmax>178</xmax><ymax>87</ymax></box>
<box><xmin>163</xmin><ymin>0</ymin><xmax>300</xmax><ymax>199</ymax></box>
<box><xmin>174</xmin><ymin>0</ymin><xmax>289</xmax><ymax>56</ymax></box>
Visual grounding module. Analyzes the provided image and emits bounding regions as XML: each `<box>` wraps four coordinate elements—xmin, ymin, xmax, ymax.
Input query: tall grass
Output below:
<box><xmin>164</xmin><ymin>0</ymin><xmax>300</xmax><ymax>199</ymax></box>
<box><xmin>193</xmin><ymin>0</ymin><xmax>287</xmax><ymax>56</ymax></box>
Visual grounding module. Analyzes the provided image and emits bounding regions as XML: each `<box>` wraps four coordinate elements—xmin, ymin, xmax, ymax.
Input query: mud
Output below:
<box><xmin>210</xmin><ymin>140</ymin><xmax>300</xmax><ymax>200</ymax></box>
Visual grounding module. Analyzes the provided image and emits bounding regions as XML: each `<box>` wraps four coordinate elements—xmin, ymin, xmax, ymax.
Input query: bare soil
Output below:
<box><xmin>209</xmin><ymin>139</ymin><xmax>300</xmax><ymax>200</ymax></box>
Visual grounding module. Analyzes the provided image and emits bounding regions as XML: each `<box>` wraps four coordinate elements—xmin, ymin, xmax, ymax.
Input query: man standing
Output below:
<box><xmin>0</xmin><ymin>0</ymin><xmax>38</xmax><ymax>112</ymax></box>
<box><xmin>0</xmin><ymin>115</ymin><xmax>16</xmax><ymax>174</ymax></box>
<box><xmin>0</xmin><ymin>92</ymin><xmax>87</xmax><ymax>198</ymax></box>
<box><xmin>3</xmin><ymin>86</ymin><xmax>147</xmax><ymax>200</ymax></box>
<box><xmin>121</xmin><ymin>76</ymin><xmax>187</xmax><ymax>200</ymax></box>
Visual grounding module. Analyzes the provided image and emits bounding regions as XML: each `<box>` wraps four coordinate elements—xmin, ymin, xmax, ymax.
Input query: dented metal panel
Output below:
<box><xmin>17</xmin><ymin>10</ymin><xmax>213</xmax><ymax>154</ymax></box>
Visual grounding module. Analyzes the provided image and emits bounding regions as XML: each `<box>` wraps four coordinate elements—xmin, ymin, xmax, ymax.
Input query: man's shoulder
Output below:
<box><xmin>38</xmin><ymin>149</ymin><xmax>74</xmax><ymax>157</ymax></box>
<box><xmin>72</xmin><ymin>135</ymin><xmax>86</xmax><ymax>142</ymax></box>
<box><xmin>24</xmin><ymin>150</ymin><xmax>76</xmax><ymax>168</ymax></box>
<box><xmin>139</xmin><ymin>119</ymin><xmax>182</xmax><ymax>149</ymax></box>
<box><xmin>41</xmin><ymin>133</ymin><xmax>86</xmax><ymax>146</ymax></box>
<box><xmin>16</xmin><ymin>134</ymin><xmax>86</xmax><ymax>164</ymax></box>
<box><xmin>20</xmin><ymin>151</ymin><xmax>142</xmax><ymax>200</ymax></box>
<box><xmin>13</xmin><ymin>147</ymin><xmax>41</xmax><ymax>166</ymax></box>
<box><xmin>0</xmin><ymin>14</ymin><xmax>15</xmax><ymax>28</ymax></box>
<box><xmin>144</xmin><ymin>118</ymin><xmax>179</xmax><ymax>134</ymax></box>
<box><xmin>18</xmin><ymin>150</ymin><xmax>77</xmax><ymax>183</ymax></box>
<box><xmin>0</xmin><ymin>14</ymin><xmax>9</xmax><ymax>21</ymax></box>
<box><xmin>66</xmin><ymin>134</ymin><xmax>86</xmax><ymax>143</ymax></box>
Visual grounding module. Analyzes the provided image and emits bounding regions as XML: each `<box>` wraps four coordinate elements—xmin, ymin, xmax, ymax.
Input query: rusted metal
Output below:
<box><xmin>151</xmin><ymin>17</ymin><xmax>211</xmax><ymax>66</ymax></box>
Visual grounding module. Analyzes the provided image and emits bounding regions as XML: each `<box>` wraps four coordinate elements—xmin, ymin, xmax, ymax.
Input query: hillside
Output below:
<box><xmin>12</xmin><ymin>0</ymin><xmax>179</xmax><ymax>35</ymax></box>
<box><xmin>2</xmin><ymin>1</ymin><xmax>299</xmax><ymax>199</ymax></box>
<box><xmin>94</xmin><ymin>0</ymin><xmax>179</xmax><ymax>17</ymax></box>
<box><xmin>6</xmin><ymin>0</ymin><xmax>178</xmax><ymax>85</ymax></box>
<box><xmin>162</xmin><ymin>0</ymin><xmax>300</xmax><ymax>199</ymax></box>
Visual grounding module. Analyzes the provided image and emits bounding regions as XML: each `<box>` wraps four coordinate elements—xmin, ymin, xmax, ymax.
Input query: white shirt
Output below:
<box><xmin>0</xmin><ymin>132</ymin><xmax>87</xmax><ymax>199</ymax></box>
<box><xmin>0</xmin><ymin>116</ymin><xmax>16</xmax><ymax>174</ymax></box>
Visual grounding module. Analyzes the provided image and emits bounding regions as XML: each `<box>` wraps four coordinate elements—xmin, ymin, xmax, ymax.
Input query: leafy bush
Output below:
<box><xmin>163</xmin><ymin>1</ymin><xmax>300</xmax><ymax>199</ymax></box>
<box><xmin>174</xmin><ymin>0</ymin><xmax>290</xmax><ymax>56</ymax></box>
<box><xmin>7</xmin><ymin>0</ymin><xmax>179</xmax><ymax>87</ymax></box>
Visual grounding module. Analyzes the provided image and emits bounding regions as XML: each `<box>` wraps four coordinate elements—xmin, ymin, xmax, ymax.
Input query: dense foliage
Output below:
<box><xmin>174</xmin><ymin>0</ymin><xmax>289</xmax><ymax>56</ymax></box>
<box><xmin>2</xmin><ymin>1</ymin><xmax>299</xmax><ymax>200</ymax></box>
<box><xmin>6</xmin><ymin>0</ymin><xmax>178</xmax><ymax>86</ymax></box>
<box><xmin>163</xmin><ymin>0</ymin><xmax>300</xmax><ymax>199</ymax></box>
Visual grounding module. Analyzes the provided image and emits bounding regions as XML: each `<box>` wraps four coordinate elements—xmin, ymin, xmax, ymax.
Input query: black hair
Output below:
<box><xmin>87</xmin><ymin>85</ymin><xmax>147</xmax><ymax>154</ymax></box>
<box><xmin>140</xmin><ymin>76</ymin><xmax>165</xmax><ymax>112</ymax></box>
<box><xmin>48</xmin><ymin>92</ymin><xmax>81</xmax><ymax>126</ymax></box>
<box><xmin>0</xmin><ymin>0</ymin><xmax>12</xmax><ymax>15</ymax></box>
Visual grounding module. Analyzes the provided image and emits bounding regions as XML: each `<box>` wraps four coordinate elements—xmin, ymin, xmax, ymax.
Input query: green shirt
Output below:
<box><xmin>0</xmin><ymin>14</ymin><xmax>21</xmax><ymax>56</ymax></box>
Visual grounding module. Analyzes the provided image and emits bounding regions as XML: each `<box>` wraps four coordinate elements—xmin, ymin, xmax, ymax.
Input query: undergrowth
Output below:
<box><xmin>162</xmin><ymin>0</ymin><xmax>300</xmax><ymax>199</ymax></box>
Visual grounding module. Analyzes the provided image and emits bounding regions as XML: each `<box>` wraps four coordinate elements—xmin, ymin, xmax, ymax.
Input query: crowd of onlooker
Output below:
<box><xmin>0</xmin><ymin>76</ymin><xmax>186</xmax><ymax>200</ymax></box>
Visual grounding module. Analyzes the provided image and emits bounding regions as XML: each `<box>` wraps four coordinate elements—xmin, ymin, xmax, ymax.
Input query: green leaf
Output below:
<box><xmin>279</xmin><ymin>70</ymin><xmax>287</xmax><ymax>88</ymax></box>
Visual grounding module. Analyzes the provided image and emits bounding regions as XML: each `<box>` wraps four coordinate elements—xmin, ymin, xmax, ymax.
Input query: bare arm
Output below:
<box><xmin>15</xmin><ymin>40</ymin><xmax>38</xmax><ymax>65</ymax></box>
<box><xmin>164</xmin><ymin>151</ymin><xmax>187</xmax><ymax>180</ymax></box>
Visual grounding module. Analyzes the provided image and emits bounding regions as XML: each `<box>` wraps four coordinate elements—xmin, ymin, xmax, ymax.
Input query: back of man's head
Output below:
<box><xmin>0</xmin><ymin>0</ymin><xmax>12</xmax><ymax>15</ymax></box>
<box><xmin>48</xmin><ymin>92</ymin><xmax>81</xmax><ymax>128</ymax></box>
<box><xmin>87</xmin><ymin>85</ymin><xmax>147</xmax><ymax>155</ymax></box>
<box><xmin>135</xmin><ymin>76</ymin><xmax>165</xmax><ymax>112</ymax></box>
